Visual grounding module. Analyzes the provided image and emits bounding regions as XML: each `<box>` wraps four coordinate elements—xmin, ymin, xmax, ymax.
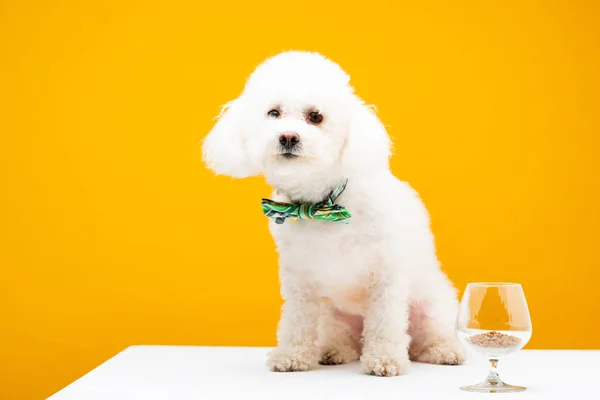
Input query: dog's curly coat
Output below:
<box><xmin>203</xmin><ymin>51</ymin><xmax>465</xmax><ymax>376</ymax></box>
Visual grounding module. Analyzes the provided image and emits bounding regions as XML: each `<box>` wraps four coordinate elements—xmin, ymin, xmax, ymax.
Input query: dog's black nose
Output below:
<box><xmin>278</xmin><ymin>132</ymin><xmax>300</xmax><ymax>148</ymax></box>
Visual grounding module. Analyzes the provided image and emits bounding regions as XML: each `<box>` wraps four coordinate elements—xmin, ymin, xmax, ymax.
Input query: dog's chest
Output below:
<box><xmin>272</xmin><ymin>217</ymin><xmax>380</xmax><ymax>297</ymax></box>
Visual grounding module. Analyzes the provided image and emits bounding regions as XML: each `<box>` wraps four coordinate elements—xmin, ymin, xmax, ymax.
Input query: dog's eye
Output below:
<box><xmin>308</xmin><ymin>111</ymin><xmax>323</xmax><ymax>124</ymax></box>
<box><xmin>267</xmin><ymin>109</ymin><xmax>281</xmax><ymax>118</ymax></box>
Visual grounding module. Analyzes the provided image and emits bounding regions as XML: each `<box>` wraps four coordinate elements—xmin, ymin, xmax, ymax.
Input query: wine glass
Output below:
<box><xmin>456</xmin><ymin>282</ymin><xmax>532</xmax><ymax>393</ymax></box>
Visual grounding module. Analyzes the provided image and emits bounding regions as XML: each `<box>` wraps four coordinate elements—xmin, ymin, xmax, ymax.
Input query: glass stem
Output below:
<box><xmin>486</xmin><ymin>358</ymin><xmax>501</xmax><ymax>386</ymax></box>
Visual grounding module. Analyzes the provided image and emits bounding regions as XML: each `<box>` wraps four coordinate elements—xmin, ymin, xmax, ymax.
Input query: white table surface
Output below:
<box><xmin>48</xmin><ymin>346</ymin><xmax>598</xmax><ymax>399</ymax></box>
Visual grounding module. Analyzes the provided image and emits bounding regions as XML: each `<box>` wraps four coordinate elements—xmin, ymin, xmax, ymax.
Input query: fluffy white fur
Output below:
<box><xmin>203</xmin><ymin>51</ymin><xmax>465</xmax><ymax>376</ymax></box>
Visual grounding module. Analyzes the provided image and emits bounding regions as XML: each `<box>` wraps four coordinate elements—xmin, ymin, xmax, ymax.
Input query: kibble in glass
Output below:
<box><xmin>456</xmin><ymin>282</ymin><xmax>532</xmax><ymax>393</ymax></box>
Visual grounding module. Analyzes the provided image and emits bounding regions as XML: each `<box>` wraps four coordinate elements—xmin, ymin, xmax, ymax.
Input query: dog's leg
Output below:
<box><xmin>408</xmin><ymin>282</ymin><xmax>465</xmax><ymax>365</ymax></box>
<box><xmin>266</xmin><ymin>277</ymin><xmax>320</xmax><ymax>372</ymax></box>
<box><xmin>318</xmin><ymin>303</ymin><xmax>361</xmax><ymax>365</ymax></box>
<box><xmin>360</xmin><ymin>274</ymin><xmax>411</xmax><ymax>377</ymax></box>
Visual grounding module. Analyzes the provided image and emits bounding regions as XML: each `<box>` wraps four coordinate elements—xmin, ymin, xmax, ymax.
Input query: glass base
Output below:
<box><xmin>461</xmin><ymin>380</ymin><xmax>526</xmax><ymax>393</ymax></box>
<box><xmin>461</xmin><ymin>357</ymin><xmax>526</xmax><ymax>393</ymax></box>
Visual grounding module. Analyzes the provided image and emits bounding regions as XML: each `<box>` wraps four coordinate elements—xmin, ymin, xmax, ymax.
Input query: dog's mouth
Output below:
<box><xmin>279</xmin><ymin>152</ymin><xmax>300</xmax><ymax>159</ymax></box>
<box><xmin>276</xmin><ymin>144</ymin><xmax>303</xmax><ymax>159</ymax></box>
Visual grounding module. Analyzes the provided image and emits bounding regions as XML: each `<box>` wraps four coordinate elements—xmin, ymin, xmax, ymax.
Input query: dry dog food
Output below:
<box><xmin>467</xmin><ymin>331</ymin><xmax>521</xmax><ymax>348</ymax></box>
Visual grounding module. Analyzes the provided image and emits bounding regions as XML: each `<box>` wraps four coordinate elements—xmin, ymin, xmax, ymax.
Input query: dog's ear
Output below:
<box><xmin>341</xmin><ymin>102</ymin><xmax>391</xmax><ymax>173</ymax></box>
<box><xmin>202</xmin><ymin>98</ymin><xmax>259</xmax><ymax>178</ymax></box>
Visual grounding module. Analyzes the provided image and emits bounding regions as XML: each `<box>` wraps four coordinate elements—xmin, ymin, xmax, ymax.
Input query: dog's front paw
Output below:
<box><xmin>412</xmin><ymin>341</ymin><xmax>466</xmax><ymax>365</ymax></box>
<box><xmin>267</xmin><ymin>347</ymin><xmax>316</xmax><ymax>372</ymax></box>
<box><xmin>361</xmin><ymin>353</ymin><xmax>410</xmax><ymax>377</ymax></box>
<box><xmin>319</xmin><ymin>345</ymin><xmax>359</xmax><ymax>365</ymax></box>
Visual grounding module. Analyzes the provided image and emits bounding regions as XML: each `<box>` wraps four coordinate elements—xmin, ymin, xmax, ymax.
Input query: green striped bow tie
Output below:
<box><xmin>262</xmin><ymin>180</ymin><xmax>351</xmax><ymax>225</ymax></box>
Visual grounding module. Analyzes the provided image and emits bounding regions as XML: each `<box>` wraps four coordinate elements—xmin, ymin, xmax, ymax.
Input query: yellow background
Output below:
<box><xmin>1</xmin><ymin>0</ymin><xmax>599</xmax><ymax>398</ymax></box>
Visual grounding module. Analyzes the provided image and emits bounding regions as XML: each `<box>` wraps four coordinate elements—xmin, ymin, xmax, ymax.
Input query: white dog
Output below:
<box><xmin>202</xmin><ymin>51</ymin><xmax>464</xmax><ymax>376</ymax></box>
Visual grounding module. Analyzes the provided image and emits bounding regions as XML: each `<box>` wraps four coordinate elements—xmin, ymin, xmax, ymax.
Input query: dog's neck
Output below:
<box><xmin>270</xmin><ymin>172</ymin><xmax>345</xmax><ymax>204</ymax></box>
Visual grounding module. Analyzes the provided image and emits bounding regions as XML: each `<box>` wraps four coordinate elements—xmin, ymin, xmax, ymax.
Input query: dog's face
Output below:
<box><xmin>203</xmin><ymin>52</ymin><xmax>391</xmax><ymax>187</ymax></box>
